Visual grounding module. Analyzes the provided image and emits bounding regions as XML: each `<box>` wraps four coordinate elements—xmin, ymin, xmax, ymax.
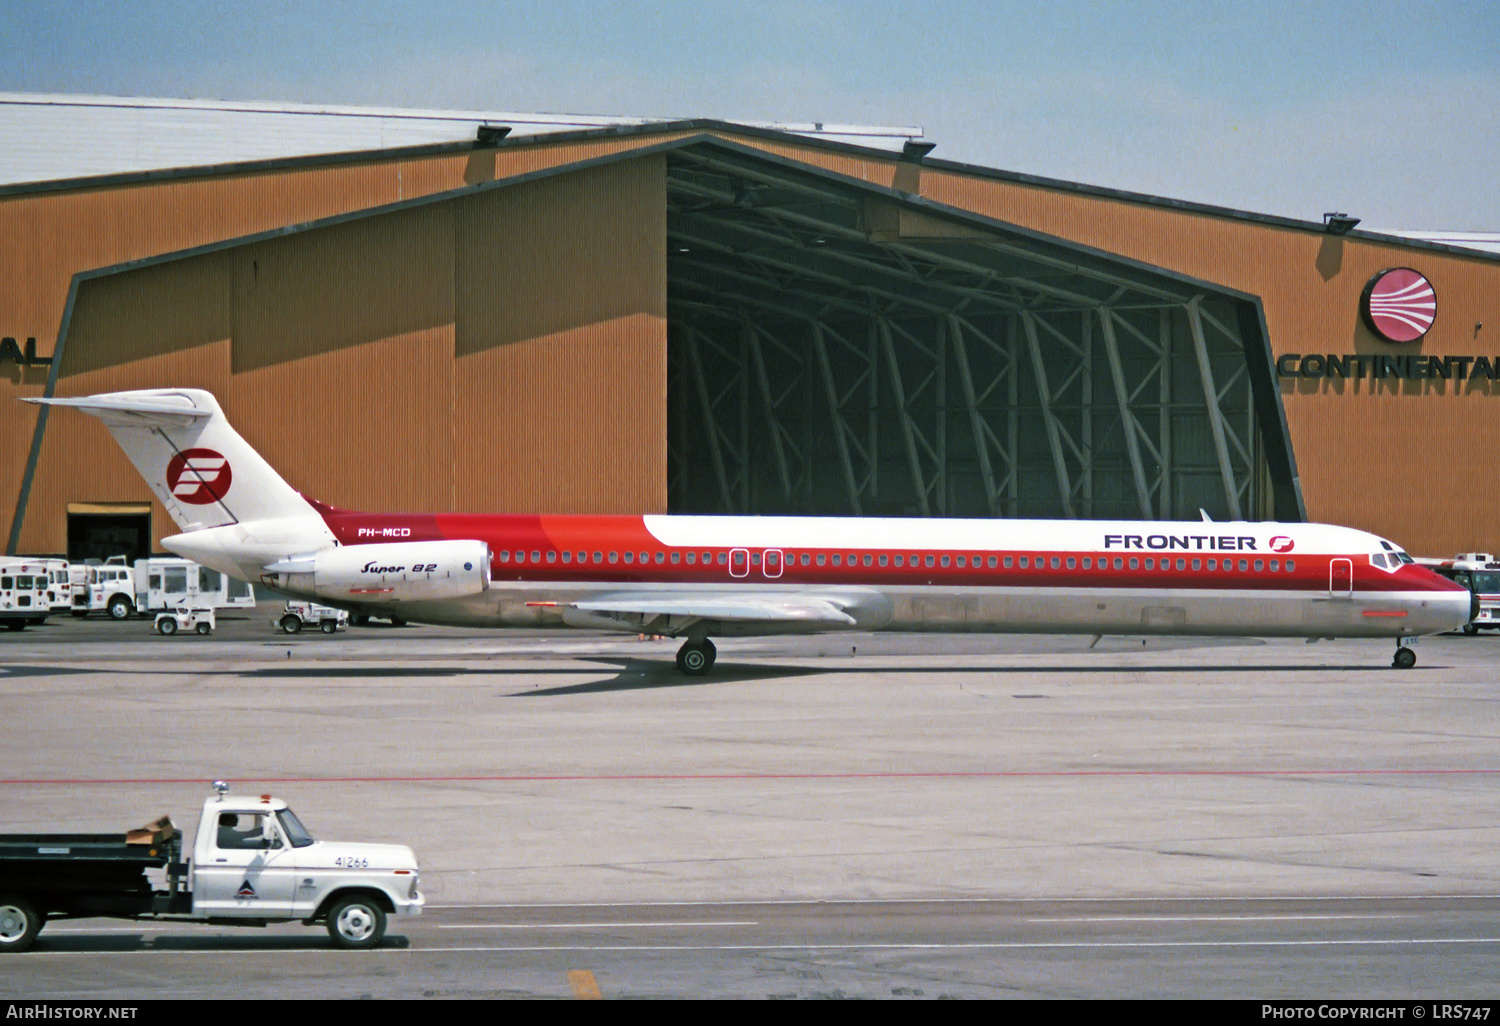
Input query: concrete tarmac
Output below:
<box><xmin>2</xmin><ymin>608</ymin><xmax>1498</xmax><ymax>997</ymax></box>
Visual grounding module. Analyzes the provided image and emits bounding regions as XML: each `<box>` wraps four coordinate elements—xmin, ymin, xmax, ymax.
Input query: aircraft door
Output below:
<box><xmin>192</xmin><ymin>811</ymin><xmax>298</xmax><ymax>917</ymax></box>
<box><xmin>763</xmin><ymin>549</ymin><xmax>783</xmax><ymax>578</ymax></box>
<box><xmin>729</xmin><ymin>548</ymin><xmax>749</xmax><ymax>578</ymax></box>
<box><xmin>1329</xmin><ymin>558</ymin><xmax>1353</xmax><ymax>598</ymax></box>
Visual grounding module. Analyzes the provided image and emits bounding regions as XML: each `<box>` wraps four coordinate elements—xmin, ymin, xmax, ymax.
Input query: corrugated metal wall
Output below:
<box><xmin>18</xmin><ymin>156</ymin><xmax>666</xmax><ymax>552</ymax></box>
<box><xmin>5</xmin><ymin>126</ymin><xmax>1500</xmax><ymax>557</ymax></box>
<box><xmin>917</xmin><ymin>169</ymin><xmax>1500</xmax><ymax>555</ymax></box>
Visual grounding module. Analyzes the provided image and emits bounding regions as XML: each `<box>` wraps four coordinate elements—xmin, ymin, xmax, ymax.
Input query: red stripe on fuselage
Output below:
<box><xmin>308</xmin><ymin>507</ymin><xmax>1466</xmax><ymax>599</ymax></box>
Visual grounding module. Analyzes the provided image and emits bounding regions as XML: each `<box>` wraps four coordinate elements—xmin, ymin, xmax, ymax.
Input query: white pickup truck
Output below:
<box><xmin>0</xmin><ymin>783</ymin><xmax>423</xmax><ymax>952</ymax></box>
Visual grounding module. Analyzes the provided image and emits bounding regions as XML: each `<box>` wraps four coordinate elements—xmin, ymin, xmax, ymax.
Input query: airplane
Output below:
<box><xmin>26</xmin><ymin>388</ymin><xmax>1474</xmax><ymax>672</ymax></box>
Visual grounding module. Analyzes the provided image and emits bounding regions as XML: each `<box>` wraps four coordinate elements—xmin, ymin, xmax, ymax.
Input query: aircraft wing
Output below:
<box><xmin>567</xmin><ymin>591</ymin><xmax>859</xmax><ymax>630</ymax></box>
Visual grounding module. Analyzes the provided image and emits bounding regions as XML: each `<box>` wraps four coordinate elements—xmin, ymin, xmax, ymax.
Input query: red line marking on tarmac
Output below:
<box><xmin>2</xmin><ymin>769</ymin><xmax>1498</xmax><ymax>786</ymax></box>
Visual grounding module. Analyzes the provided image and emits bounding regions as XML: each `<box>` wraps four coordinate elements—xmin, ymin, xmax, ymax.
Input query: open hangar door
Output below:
<box><xmin>664</xmin><ymin>142</ymin><xmax>1299</xmax><ymax>523</ymax></box>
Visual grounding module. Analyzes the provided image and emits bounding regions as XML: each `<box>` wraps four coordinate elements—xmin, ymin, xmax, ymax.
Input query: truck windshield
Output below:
<box><xmin>278</xmin><ymin>809</ymin><xmax>316</xmax><ymax>848</ymax></box>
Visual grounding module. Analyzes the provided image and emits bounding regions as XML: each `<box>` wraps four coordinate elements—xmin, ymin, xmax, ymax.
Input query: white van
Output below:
<box><xmin>0</xmin><ymin>559</ymin><xmax>51</xmax><ymax>630</ymax></box>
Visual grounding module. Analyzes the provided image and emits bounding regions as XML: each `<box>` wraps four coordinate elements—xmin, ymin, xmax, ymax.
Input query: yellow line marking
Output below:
<box><xmin>568</xmin><ymin>969</ymin><xmax>602</xmax><ymax>1000</ymax></box>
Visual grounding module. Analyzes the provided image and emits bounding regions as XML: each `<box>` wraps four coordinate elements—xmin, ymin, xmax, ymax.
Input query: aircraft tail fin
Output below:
<box><xmin>24</xmin><ymin>388</ymin><xmax>319</xmax><ymax>532</ymax></box>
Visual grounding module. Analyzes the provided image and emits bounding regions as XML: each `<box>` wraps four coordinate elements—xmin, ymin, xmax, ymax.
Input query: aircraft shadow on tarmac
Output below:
<box><xmin>30</xmin><ymin>933</ymin><xmax>410</xmax><ymax>953</ymax></box>
<box><xmin>509</xmin><ymin>658</ymin><xmax>825</xmax><ymax>695</ymax></box>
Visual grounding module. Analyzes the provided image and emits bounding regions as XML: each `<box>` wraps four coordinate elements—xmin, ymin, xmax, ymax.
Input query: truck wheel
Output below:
<box><xmin>158</xmin><ymin>618</ymin><xmax>178</xmax><ymax>636</ymax></box>
<box><xmin>320</xmin><ymin>620</ymin><xmax>337</xmax><ymax>634</ymax></box>
<box><xmin>280</xmin><ymin>615</ymin><xmax>302</xmax><ymax>635</ymax></box>
<box><xmin>326</xmin><ymin>895</ymin><xmax>386</xmax><ymax>949</ymax></box>
<box><xmin>1463</xmin><ymin>623</ymin><xmax>1479</xmax><ymax>636</ymax></box>
<box><xmin>107</xmin><ymin>596</ymin><xmax>133</xmax><ymax>621</ymax></box>
<box><xmin>195</xmin><ymin>622</ymin><xmax>212</xmax><ymax>636</ymax></box>
<box><xmin>0</xmin><ymin>896</ymin><xmax>44</xmax><ymax>953</ymax></box>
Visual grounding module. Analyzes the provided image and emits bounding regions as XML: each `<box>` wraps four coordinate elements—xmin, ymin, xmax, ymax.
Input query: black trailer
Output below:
<box><xmin>0</xmin><ymin>823</ymin><xmax>187</xmax><ymax>952</ymax></box>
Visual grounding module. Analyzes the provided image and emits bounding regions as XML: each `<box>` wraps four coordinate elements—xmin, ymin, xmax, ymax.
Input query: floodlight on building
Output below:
<box><xmin>476</xmin><ymin>124</ymin><xmax>512</xmax><ymax>145</ymax></box>
<box><xmin>1323</xmin><ymin>212</ymin><xmax>1360</xmax><ymax>235</ymax></box>
<box><xmin>900</xmin><ymin>139</ymin><xmax>937</xmax><ymax>162</ymax></box>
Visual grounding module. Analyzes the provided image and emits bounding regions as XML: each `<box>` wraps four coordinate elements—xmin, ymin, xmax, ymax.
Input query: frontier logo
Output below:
<box><xmin>1268</xmin><ymin>536</ymin><xmax>1295</xmax><ymax>553</ymax></box>
<box><xmin>166</xmin><ymin>448</ymin><xmax>233</xmax><ymax>505</ymax></box>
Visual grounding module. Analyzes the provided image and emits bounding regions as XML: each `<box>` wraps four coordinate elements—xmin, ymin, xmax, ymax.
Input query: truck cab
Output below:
<box><xmin>187</xmin><ymin>789</ymin><xmax>422</xmax><ymax>946</ymax></box>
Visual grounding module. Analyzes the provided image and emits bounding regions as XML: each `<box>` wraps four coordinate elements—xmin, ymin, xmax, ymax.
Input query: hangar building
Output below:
<box><xmin>3</xmin><ymin>94</ymin><xmax>1497</xmax><ymax>563</ymax></box>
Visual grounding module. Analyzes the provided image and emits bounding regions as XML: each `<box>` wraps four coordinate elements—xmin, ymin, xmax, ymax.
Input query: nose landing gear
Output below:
<box><xmin>1392</xmin><ymin>644</ymin><xmax>1417</xmax><ymax>669</ymax></box>
<box><xmin>675</xmin><ymin>638</ymin><xmax>717</xmax><ymax>676</ymax></box>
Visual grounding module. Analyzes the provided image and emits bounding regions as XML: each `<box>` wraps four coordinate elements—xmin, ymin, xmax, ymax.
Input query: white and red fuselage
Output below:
<box><xmin>293</xmin><ymin>500</ymin><xmax>1469</xmax><ymax>641</ymax></box>
<box><xmin>26</xmin><ymin>387</ymin><xmax>1474</xmax><ymax>668</ymax></box>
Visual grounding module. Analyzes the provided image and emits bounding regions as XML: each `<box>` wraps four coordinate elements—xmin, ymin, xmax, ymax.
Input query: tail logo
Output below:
<box><xmin>166</xmin><ymin>448</ymin><xmax>233</xmax><ymax>505</ymax></box>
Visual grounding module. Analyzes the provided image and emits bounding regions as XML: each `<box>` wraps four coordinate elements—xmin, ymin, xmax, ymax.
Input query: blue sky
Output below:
<box><xmin>8</xmin><ymin>1</ymin><xmax>1497</xmax><ymax>228</ymax></box>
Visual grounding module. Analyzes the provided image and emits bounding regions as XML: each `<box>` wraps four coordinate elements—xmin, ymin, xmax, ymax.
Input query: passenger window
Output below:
<box><xmin>609</xmin><ymin>552</ymin><xmax>619</xmax><ymax>563</ymax></box>
<box><xmin>1285</xmin><ymin>559</ymin><xmax>1295</xmax><ymax>572</ymax></box>
<box><xmin>832</xmin><ymin>555</ymin><xmax>842</xmax><ymax>566</ymax></box>
<box><xmin>893</xmin><ymin>555</ymin><xmax>903</xmax><ymax>567</ymax></box>
<box><xmin>800</xmin><ymin>553</ymin><xmax>809</xmax><ymax>566</ymax></box>
<box><xmin>1175</xmin><ymin>558</ymin><xmax>1185</xmax><ymax>571</ymax></box>
<box><xmin>956</xmin><ymin>556</ymin><xmax>966</xmax><ymax>568</ymax></box>
<box><xmin>624</xmin><ymin>552</ymin><xmax>634</xmax><ymax>563</ymax></box>
<box><xmin>655</xmin><ymin>553</ymin><xmax>664</xmax><ymax>564</ymax></box>
<box><xmin>671</xmin><ymin>552</ymin><xmax>681</xmax><ymax>564</ymax></box>
<box><xmin>1238</xmin><ymin>559</ymin><xmax>1249</xmax><ymax>572</ymax></box>
<box><xmin>531</xmin><ymin>550</ymin><xmax>541</xmax><ymax>562</ymax></box>
<box><xmin>686</xmin><ymin>552</ymin><xmax>697</xmax><ymax>564</ymax></box>
<box><xmin>593</xmin><ymin>551</ymin><xmax>603</xmax><ymax>563</ymax></box>
<box><xmin>1018</xmin><ymin>557</ymin><xmax>1027</xmax><ymax>568</ymax></box>
<box><xmin>1003</xmin><ymin>556</ymin><xmax>1013</xmax><ymax>569</ymax></box>
<box><xmin>925</xmin><ymin>555</ymin><xmax>936</xmax><ymax>568</ymax></box>
<box><xmin>1065</xmin><ymin>557</ymin><xmax>1075</xmax><ymax>569</ymax></box>
<box><xmin>1129</xmin><ymin>557</ymin><xmax>1139</xmax><ymax>570</ymax></box>
<box><xmin>750</xmin><ymin>553</ymin><xmax>760</xmax><ymax>566</ymax></box>
<box><xmin>862</xmin><ymin>554</ymin><xmax>873</xmax><ymax>567</ymax></box>
<box><xmin>816</xmin><ymin>554</ymin><xmax>826</xmax><ymax>566</ymax></box>
<box><xmin>1191</xmin><ymin>559</ymin><xmax>1201</xmax><ymax>571</ymax></box>
<box><xmin>1270</xmin><ymin>559</ymin><xmax>1279</xmax><ymax>572</ymax></box>
<box><xmin>879</xmin><ymin>555</ymin><xmax>889</xmax><ymax>567</ymax></box>
<box><xmin>941</xmin><ymin>555</ymin><xmax>951</xmax><ymax>568</ymax></box>
<box><xmin>1081</xmin><ymin>558</ymin><xmax>1091</xmax><ymax>569</ymax></box>
<box><xmin>546</xmin><ymin>551</ymin><xmax>557</xmax><ymax>563</ymax></box>
<box><xmin>1050</xmin><ymin>557</ymin><xmax>1060</xmax><ymax>569</ymax></box>
<box><xmin>717</xmin><ymin>552</ymin><xmax>727</xmax><ymax>565</ymax></box>
<box><xmin>1254</xmin><ymin>559</ymin><xmax>1264</xmax><ymax>572</ymax></box>
<box><xmin>988</xmin><ymin>556</ymin><xmax>997</xmax><ymax>568</ymax></box>
<box><xmin>639</xmin><ymin>552</ymin><xmax>648</xmax><ymax>563</ymax></box>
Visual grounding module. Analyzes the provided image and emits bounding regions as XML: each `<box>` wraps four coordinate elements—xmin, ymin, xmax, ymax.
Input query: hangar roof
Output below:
<box><xmin>0</xmin><ymin>102</ymin><xmax>1491</xmax><ymax>265</ymax></box>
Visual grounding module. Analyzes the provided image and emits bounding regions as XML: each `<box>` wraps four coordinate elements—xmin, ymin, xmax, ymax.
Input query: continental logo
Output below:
<box><xmin>1104</xmin><ymin>534</ymin><xmax>1258</xmax><ymax>551</ymax></box>
<box><xmin>1362</xmin><ymin>268</ymin><xmax>1436</xmax><ymax>343</ymax></box>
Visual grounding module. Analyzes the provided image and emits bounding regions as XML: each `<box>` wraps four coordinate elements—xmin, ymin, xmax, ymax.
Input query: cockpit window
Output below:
<box><xmin>277</xmin><ymin>808</ymin><xmax>316</xmax><ymax>848</ymax></box>
<box><xmin>1370</xmin><ymin>553</ymin><xmax>1388</xmax><ymax>568</ymax></box>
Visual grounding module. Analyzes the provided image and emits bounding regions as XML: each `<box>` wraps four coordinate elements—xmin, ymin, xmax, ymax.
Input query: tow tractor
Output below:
<box><xmin>155</xmin><ymin>605</ymin><xmax>216</xmax><ymax>636</ymax></box>
<box><xmin>0</xmin><ymin>783</ymin><xmax>422</xmax><ymax>952</ymax></box>
<box><xmin>275</xmin><ymin>600</ymin><xmax>349</xmax><ymax>634</ymax></box>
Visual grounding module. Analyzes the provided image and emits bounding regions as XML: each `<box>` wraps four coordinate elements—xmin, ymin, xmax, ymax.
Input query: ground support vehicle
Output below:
<box><xmin>1425</xmin><ymin>554</ymin><xmax>1500</xmax><ymax>634</ymax></box>
<box><xmin>75</xmin><ymin>556</ymin><xmax>137</xmax><ymax>619</ymax></box>
<box><xmin>155</xmin><ymin>606</ymin><xmax>216</xmax><ymax>636</ymax></box>
<box><xmin>0</xmin><ymin>559</ymin><xmax>51</xmax><ymax>630</ymax></box>
<box><xmin>276</xmin><ymin>601</ymin><xmax>349</xmax><ymax>634</ymax></box>
<box><xmin>42</xmin><ymin>559</ymin><xmax>71</xmax><ymax>612</ymax></box>
<box><xmin>0</xmin><ymin>784</ymin><xmax>422</xmax><ymax>952</ymax></box>
<box><xmin>137</xmin><ymin>558</ymin><xmax>255</xmax><ymax>616</ymax></box>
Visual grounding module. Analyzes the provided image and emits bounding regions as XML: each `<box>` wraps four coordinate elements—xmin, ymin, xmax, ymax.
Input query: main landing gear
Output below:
<box><xmin>1392</xmin><ymin>643</ymin><xmax>1417</xmax><ymax>670</ymax></box>
<box><xmin>675</xmin><ymin>638</ymin><xmax>716</xmax><ymax>676</ymax></box>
